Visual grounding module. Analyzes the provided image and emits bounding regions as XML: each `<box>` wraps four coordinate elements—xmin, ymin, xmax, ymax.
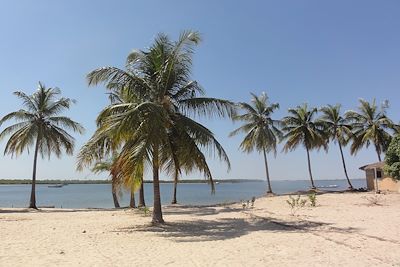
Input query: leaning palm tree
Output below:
<box><xmin>281</xmin><ymin>104</ymin><xmax>327</xmax><ymax>189</ymax></box>
<box><xmin>91</xmin><ymin>155</ymin><xmax>121</xmax><ymax>208</ymax></box>
<box><xmin>79</xmin><ymin>31</ymin><xmax>235</xmax><ymax>223</ymax></box>
<box><xmin>230</xmin><ymin>92</ymin><xmax>282</xmax><ymax>194</ymax></box>
<box><xmin>0</xmin><ymin>83</ymin><xmax>84</xmax><ymax>209</ymax></box>
<box><xmin>345</xmin><ymin>99</ymin><xmax>398</xmax><ymax>161</ymax></box>
<box><xmin>318</xmin><ymin>104</ymin><xmax>354</xmax><ymax>190</ymax></box>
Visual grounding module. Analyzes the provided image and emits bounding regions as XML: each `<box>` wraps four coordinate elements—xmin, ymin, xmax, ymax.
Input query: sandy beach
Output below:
<box><xmin>1</xmin><ymin>192</ymin><xmax>399</xmax><ymax>266</ymax></box>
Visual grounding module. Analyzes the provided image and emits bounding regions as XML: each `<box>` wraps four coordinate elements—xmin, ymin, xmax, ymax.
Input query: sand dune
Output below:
<box><xmin>0</xmin><ymin>192</ymin><xmax>399</xmax><ymax>266</ymax></box>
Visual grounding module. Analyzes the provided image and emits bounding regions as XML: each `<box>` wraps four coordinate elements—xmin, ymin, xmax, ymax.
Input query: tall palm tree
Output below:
<box><xmin>318</xmin><ymin>104</ymin><xmax>354</xmax><ymax>189</ymax></box>
<box><xmin>345</xmin><ymin>99</ymin><xmax>398</xmax><ymax>161</ymax></box>
<box><xmin>91</xmin><ymin>155</ymin><xmax>121</xmax><ymax>208</ymax></box>
<box><xmin>79</xmin><ymin>31</ymin><xmax>235</xmax><ymax>223</ymax></box>
<box><xmin>230</xmin><ymin>92</ymin><xmax>282</xmax><ymax>194</ymax></box>
<box><xmin>282</xmin><ymin>104</ymin><xmax>327</xmax><ymax>189</ymax></box>
<box><xmin>0</xmin><ymin>83</ymin><xmax>84</xmax><ymax>209</ymax></box>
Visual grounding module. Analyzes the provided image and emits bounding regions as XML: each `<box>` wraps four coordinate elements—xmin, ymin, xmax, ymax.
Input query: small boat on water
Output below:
<box><xmin>48</xmin><ymin>184</ymin><xmax>64</xmax><ymax>188</ymax></box>
<box><xmin>317</xmin><ymin>184</ymin><xmax>338</xmax><ymax>188</ymax></box>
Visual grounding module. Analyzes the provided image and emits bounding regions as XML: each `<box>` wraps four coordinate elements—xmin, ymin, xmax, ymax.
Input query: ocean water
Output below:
<box><xmin>0</xmin><ymin>179</ymin><xmax>366</xmax><ymax>208</ymax></box>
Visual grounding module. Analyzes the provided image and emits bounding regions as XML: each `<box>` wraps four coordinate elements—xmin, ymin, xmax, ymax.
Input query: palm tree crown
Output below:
<box><xmin>0</xmin><ymin>82</ymin><xmax>84</xmax><ymax>208</ymax></box>
<box><xmin>318</xmin><ymin>104</ymin><xmax>354</xmax><ymax>189</ymax></box>
<box><xmin>345</xmin><ymin>99</ymin><xmax>398</xmax><ymax>161</ymax></box>
<box><xmin>281</xmin><ymin>103</ymin><xmax>326</xmax><ymax>189</ymax></box>
<box><xmin>230</xmin><ymin>92</ymin><xmax>281</xmax><ymax>193</ymax></box>
<box><xmin>78</xmin><ymin>31</ymin><xmax>235</xmax><ymax>223</ymax></box>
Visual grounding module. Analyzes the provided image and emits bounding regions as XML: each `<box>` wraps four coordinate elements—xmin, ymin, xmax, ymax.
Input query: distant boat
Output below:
<box><xmin>215</xmin><ymin>182</ymin><xmax>220</xmax><ymax>185</ymax></box>
<box><xmin>317</xmin><ymin>184</ymin><xmax>338</xmax><ymax>189</ymax></box>
<box><xmin>48</xmin><ymin>184</ymin><xmax>64</xmax><ymax>188</ymax></box>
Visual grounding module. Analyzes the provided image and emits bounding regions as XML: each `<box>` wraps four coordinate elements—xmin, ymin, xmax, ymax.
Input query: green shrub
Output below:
<box><xmin>384</xmin><ymin>135</ymin><xmax>400</xmax><ymax>180</ymax></box>
<box><xmin>286</xmin><ymin>195</ymin><xmax>307</xmax><ymax>216</ymax></box>
<box><xmin>308</xmin><ymin>193</ymin><xmax>317</xmax><ymax>207</ymax></box>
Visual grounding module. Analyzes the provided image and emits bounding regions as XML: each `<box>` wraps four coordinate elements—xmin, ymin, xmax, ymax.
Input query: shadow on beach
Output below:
<box><xmin>114</xmin><ymin>206</ymin><xmax>359</xmax><ymax>242</ymax></box>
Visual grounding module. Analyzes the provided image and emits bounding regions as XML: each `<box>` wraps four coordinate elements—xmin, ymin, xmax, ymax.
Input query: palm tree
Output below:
<box><xmin>230</xmin><ymin>92</ymin><xmax>282</xmax><ymax>194</ymax></box>
<box><xmin>91</xmin><ymin>155</ymin><xmax>121</xmax><ymax>208</ymax></box>
<box><xmin>318</xmin><ymin>104</ymin><xmax>354</xmax><ymax>189</ymax></box>
<box><xmin>281</xmin><ymin>104</ymin><xmax>327</xmax><ymax>189</ymax></box>
<box><xmin>79</xmin><ymin>31</ymin><xmax>235</xmax><ymax>223</ymax></box>
<box><xmin>345</xmin><ymin>99</ymin><xmax>398</xmax><ymax>161</ymax></box>
<box><xmin>0</xmin><ymin>83</ymin><xmax>84</xmax><ymax>209</ymax></box>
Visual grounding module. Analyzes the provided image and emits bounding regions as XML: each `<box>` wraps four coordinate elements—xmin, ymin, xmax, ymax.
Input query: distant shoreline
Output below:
<box><xmin>0</xmin><ymin>179</ymin><xmax>263</xmax><ymax>185</ymax></box>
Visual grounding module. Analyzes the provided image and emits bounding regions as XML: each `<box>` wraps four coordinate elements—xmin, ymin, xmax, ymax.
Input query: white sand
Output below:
<box><xmin>1</xmin><ymin>192</ymin><xmax>399</xmax><ymax>266</ymax></box>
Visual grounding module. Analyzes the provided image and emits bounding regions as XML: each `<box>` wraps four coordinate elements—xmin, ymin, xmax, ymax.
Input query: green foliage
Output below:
<box><xmin>230</xmin><ymin>92</ymin><xmax>282</xmax><ymax>155</ymax></box>
<box><xmin>345</xmin><ymin>99</ymin><xmax>398</xmax><ymax>160</ymax></box>
<box><xmin>286</xmin><ymin>195</ymin><xmax>307</xmax><ymax>216</ymax></box>
<box><xmin>282</xmin><ymin>104</ymin><xmax>327</xmax><ymax>152</ymax></box>
<box><xmin>384</xmin><ymin>135</ymin><xmax>400</xmax><ymax>180</ymax></box>
<box><xmin>307</xmin><ymin>193</ymin><xmax>317</xmax><ymax>207</ymax></box>
<box><xmin>0</xmin><ymin>83</ymin><xmax>84</xmax><ymax>158</ymax></box>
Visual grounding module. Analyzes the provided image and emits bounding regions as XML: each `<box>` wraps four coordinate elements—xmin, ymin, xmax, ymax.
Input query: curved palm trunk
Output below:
<box><xmin>262</xmin><ymin>147</ymin><xmax>273</xmax><ymax>194</ymax></box>
<box><xmin>138</xmin><ymin>179</ymin><xmax>145</xmax><ymax>207</ymax></box>
<box><xmin>129</xmin><ymin>189</ymin><xmax>136</xmax><ymax>208</ymax></box>
<box><xmin>111</xmin><ymin>178</ymin><xmax>120</xmax><ymax>208</ymax></box>
<box><xmin>338</xmin><ymin>143</ymin><xmax>353</xmax><ymax>190</ymax></box>
<box><xmin>171</xmin><ymin>170</ymin><xmax>178</xmax><ymax>204</ymax></box>
<box><xmin>152</xmin><ymin>146</ymin><xmax>164</xmax><ymax>224</ymax></box>
<box><xmin>29</xmin><ymin>135</ymin><xmax>40</xmax><ymax>209</ymax></box>
<box><xmin>306</xmin><ymin>147</ymin><xmax>316</xmax><ymax>189</ymax></box>
<box><xmin>375</xmin><ymin>144</ymin><xmax>382</xmax><ymax>162</ymax></box>
<box><xmin>112</xmin><ymin>191</ymin><xmax>120</xmax><ymax>208</ymax></box>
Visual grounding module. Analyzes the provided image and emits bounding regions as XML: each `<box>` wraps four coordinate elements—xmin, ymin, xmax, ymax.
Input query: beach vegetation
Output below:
<box><xmin>282</xmin><ymin>104</ymin><xmax>327</xmax><ymax>189</ymax></box>
<box><xmin>230</xmin><ymin>93</ymin><xmax>282</xmax><ymax>194</ymax></box>
<box><xmin>318</xmin><ymin>104</ymin><xmax>354</xmax><ymax>190</ymax></box>
<box><xmin>78</xmin><ymin>30</ymin><xmax>235</xmax><ymax>224</ymax></box>
<box><xmin>384</xmin><ymin>134</ymin><xmax>400</xmax><ymax>180</ymax></box>
<box><xmin>286</xmin><ymin>195</ymin><xmax>307</xmax><ymax>216</ymax></box>
<box><xmin>0</xmin><ymin>83</ymin><xmax>84</xmax><ymax>209</ymax></box>
<box><xmin>345</xmin><ymin>99</ymin><xmax>399</xmax><ymax>162</ymax></box>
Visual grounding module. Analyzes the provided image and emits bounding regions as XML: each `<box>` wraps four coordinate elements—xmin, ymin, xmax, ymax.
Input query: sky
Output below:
<box><xmin>0</xmin><ymin>0</ymin><xmax>399</xmax><ymax>181</ymax></box>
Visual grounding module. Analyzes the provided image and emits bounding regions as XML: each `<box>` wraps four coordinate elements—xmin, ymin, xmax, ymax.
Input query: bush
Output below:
<box><xmin>384</xmin><ymin>135</ymin><xmax>400</xmax><ymax>180</ymax></box>
<box><xmin>286</xmin><ymin>195</ymin><xmax>307</xmax><ymax>216</ymax></box>
<box><xmin>308</xmin><ymin>193</ymin><xmax>317</xmax><ymax>207</ymax></box>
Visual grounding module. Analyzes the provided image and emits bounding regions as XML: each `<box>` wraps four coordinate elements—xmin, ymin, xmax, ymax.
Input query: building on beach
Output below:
<box><xmin>359</xmin><ymin>161</ymin><xmax>400</xmax><ymax>193</ymax></box>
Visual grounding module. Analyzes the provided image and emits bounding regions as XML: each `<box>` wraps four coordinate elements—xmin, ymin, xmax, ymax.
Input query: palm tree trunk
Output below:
<box><xmin>338</xmin><ymin>142</ymin><xmax>353</xmax><ymax>190</ymax></box>
<box><xmin>306</xmin><ymin>147</ymin><xmax>316</xmax><ymax>189</ymax></box>
<box><xmin>111</xmin><ymin>179</ymin><xmax>120</xmax><ymax>208</ymax></box>
<box><xmin>375</xmin><ymin>145</ymin><xmax>382</xmax><ymax>162</ymax></box>
<box><xmin>112</xmin><ymin>191</ymin><xmax>120</xmax><ymax>208</ymax></box>
<box><xmin>171</xmin><ymin>181</ymin><xmax>178</xmax><ymax>204</ymax></box>
<box><xmin>152</xmin><ymin>145</ymin><xmax>164</xmax><ymax>224</ymax></box>
<box><xmin>29</xmin><ymin>135</ymin><xmax>40</xmax><ymax>209</ymax></box>
<box><xmin>262</xmin><ymin>147</ymin><xmax>273</xmax><ymax>194</ymax></box>
<box><xmin>129</xmin><ymin>189</ymin><xmax>136</xmax><ymax>208</ymax></box>
<box><xmin>171</xmin><ymin>170</ymin><xmax>178</xmax><ymax>204</ymax></box>
<box><xmin>138</xmin><ymin>178</ymin><xmax>145</xmax><ymax>207</ymax></box>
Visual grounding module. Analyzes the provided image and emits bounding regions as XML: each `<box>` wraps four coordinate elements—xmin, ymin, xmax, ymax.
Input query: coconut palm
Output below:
<box><xmin>318</xmin><ymin>104</ymin><xmax>354</xmax><ymax>189</ymax></box>
<box><xmin>0</xmin><ymin>83</ymin><xmax>84</xmax><ymax>209</ymax></box>
<box><xmin>345</xmin><ymin>99</ymin><xmax>398</xmax><ymax>161</ymax></box>
<box><xmin>281</xmin><ymin>104</ymin><xmax>327</xmax><ymax>189</ymax></box>
<box><xmin>79</xmin><ymin>31</ymin><xmax>235</xmax><ymax>223</ymax></box>
<box><xmin>230</xmin><ymin>92</ymin><xmax>282</xmax><ymax>194</ymax></box>
<box><xmin>91</xmin><ymin>155</ymin><xmax>121</xmax><ymax>208</ymax></box>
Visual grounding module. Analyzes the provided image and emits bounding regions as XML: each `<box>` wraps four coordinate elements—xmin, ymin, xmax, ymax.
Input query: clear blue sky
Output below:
<box><xmin>0</xmin><ymin>0</ymin><xmax>399</xmax><ymax>181</ymax></box>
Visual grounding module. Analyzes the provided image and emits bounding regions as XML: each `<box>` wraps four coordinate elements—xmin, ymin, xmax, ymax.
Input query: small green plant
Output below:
<box><xmin>286</xmin><ymin>195</ymin><xmax>307</xmax><ymax>216</ymax></box>
<box><xmin>308</xmin><ymin>193</ymin><xmax>317</xmax><ymax>207</ymax></box>
<box><xmin>138</xmin><ymin>206</ymin><xmax>150</xmax><ymax>216</ymax></box>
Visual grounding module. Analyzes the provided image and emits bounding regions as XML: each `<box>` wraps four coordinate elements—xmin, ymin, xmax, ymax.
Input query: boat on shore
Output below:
<box><xmin>48</xmin><ymin>184</ymin><xmax>64</xmax><ymax>188</ymax></box>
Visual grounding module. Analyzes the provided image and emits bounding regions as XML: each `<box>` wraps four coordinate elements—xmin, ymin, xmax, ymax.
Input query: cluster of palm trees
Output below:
<box><xmin>0</xmin><ymin>30</ymin><xmax>398</xmax><ymax>225</ymax></box>
<box><xmin>232</xmin><ymin>94</ymin><xmax>399</xmax><ymax>193</ymax></box>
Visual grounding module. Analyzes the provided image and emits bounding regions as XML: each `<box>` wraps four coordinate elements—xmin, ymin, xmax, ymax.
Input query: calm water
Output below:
<box><xmin>0</xmin><ymin>179</ymin><xmax>366</xmax><ymax>208</ymax></box>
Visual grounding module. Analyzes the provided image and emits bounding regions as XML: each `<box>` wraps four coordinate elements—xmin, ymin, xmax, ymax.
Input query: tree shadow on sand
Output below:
<box><xmin>114</xmin><ymin>212</ymin><xmax>359</xmax><ymax>243</ymax></box>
